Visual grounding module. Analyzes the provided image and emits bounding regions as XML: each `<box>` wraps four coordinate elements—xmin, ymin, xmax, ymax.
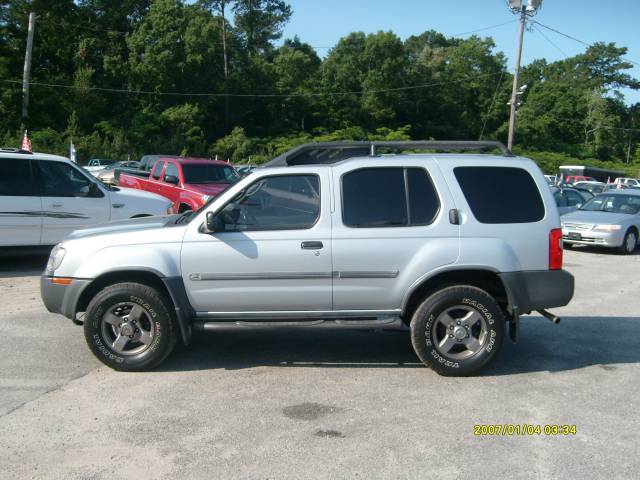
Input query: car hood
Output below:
<box><xmin>183</xmin><ymin>183</ymin><xmax>230</xmax><ymax>197</ymax></box>
<box><xmin>66</xmin><ymin>215</ymin><xmax>180</xmax><ymax>240</ymax></box>
<box><xmin>562</xmin><ymin>210</ymin><xmax>631</xmax><ymax>225</ymax></box>
<box><xmin>109</xmin><ymin>186</ymin><xmax>171</xmax><ymax>204</ymax></box>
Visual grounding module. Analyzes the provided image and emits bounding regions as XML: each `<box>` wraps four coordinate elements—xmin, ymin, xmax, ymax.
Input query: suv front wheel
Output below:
<box><xmin>410</xmin><ymin>286</ymin><xmax>505</xmax><ymax>376</ymax></box>
<box><xmin>84</xmin><ymin>282</ymin><xmax>178</xmax><ymax>371</ymax></box>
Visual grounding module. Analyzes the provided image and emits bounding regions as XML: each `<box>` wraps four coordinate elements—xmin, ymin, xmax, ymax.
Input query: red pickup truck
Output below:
<box><xmin>118</xmin><ymin>157</ymin><xmax>240</xmax><ymax>213</ymax></box>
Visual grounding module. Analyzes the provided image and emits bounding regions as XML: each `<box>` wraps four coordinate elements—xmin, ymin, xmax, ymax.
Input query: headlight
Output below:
<box><xmin>592</xmin><ymin>224</ymin><xmax>622</xmax><ymax>232</ymax></box>
<box><xmin>45</xmin><ymin>245</ymin><xmax>66</xmax><ymax>274</ymax></box>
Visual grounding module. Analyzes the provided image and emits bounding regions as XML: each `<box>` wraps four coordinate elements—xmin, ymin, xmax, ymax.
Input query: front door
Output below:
<box><xmin>36</xmin><ymin>160</ymin><xmax>110</xmax><ymax>245</ymax></box>
<box><xmin>0</xmin><ymin>157</ymin><xmax>42</xmax><ymax>246</ymax></box>
<box><xmin>181</xmin><ymin>170</ymin><xmax>332</xmax><ymax>314</ymax></box>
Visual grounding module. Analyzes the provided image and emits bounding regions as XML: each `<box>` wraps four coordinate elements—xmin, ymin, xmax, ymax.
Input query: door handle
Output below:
<box><xmin>51</xmin><ymin>202</ymin><xmax>63</xmax><ymax>208</ymax></box>
<box><xmin>301</xmin><ymin>241</ymin><xmax>323</xmax><ymax>250</ymax></box>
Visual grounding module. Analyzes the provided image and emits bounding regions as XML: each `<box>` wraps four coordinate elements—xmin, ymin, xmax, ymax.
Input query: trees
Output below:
<box><xmin>0</xmin><ymin>1</ymin><xmax>637</xmax><ymax>166</ymax></box>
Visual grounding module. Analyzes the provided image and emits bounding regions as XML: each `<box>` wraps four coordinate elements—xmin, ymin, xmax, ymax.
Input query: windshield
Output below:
<box><xmin>579</xmin><ymin>194</ymin><xmax>640</xmax><ymax>214</ymax></box>
<box><xmin>182</xmin><ymin>164</ymin><xmax>240</xmax><ymax>184</ymax></box>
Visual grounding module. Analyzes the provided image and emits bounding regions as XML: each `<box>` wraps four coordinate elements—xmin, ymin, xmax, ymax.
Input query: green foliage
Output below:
<box><xmin>0</xmin><ymin>0</ymin><xmax>638</xmax><ymax>168</ymax></box>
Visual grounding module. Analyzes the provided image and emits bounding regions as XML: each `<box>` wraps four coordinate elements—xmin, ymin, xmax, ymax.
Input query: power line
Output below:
<box><xmin>531</xmin><ymin>23</ymin><xmax>568</xmax><ymax>58</ymax></box>
<box><xmin>532</xmin><ymin>20</ymin><xmax>640</xmax><ymax>67</ymax></box>
<box><xmin>450</xmin><ymin>19</ymin><xmax>518</xmax><ymax>37</ymax></box>
<box><xmin>0</xmin><ymin>70</ymin><xmax>504</xmax><ymax>98</ymax></box>
<box><xmin>479</xmin><ymin>70</ymin><xmax>505</xmax><ymax>140</ymax></box>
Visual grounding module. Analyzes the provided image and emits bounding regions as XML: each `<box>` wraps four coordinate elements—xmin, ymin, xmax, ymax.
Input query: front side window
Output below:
<box><xmin>0</xmin><ymin>158</ymin><xmax>35</xmax><ymax>196</ymax></box>
<box><xmin>164</xmin><ymin>163</ymin><xmax>179</xmax><ymax>181</ymax></box>
<box><xmin>454</xmin><ymin>167</ymin><xmax>545</xmax><ymax>224</ymax></box>
<box><xmin>38</xmin><ymin>161</ymin><xmax>93</xmax><ymax>197</ymax></box>
<box><xmin>342</xmin><ymin>167</ymin><xmax>440</xmax><ymax>228</ymax></box>
<box><xmin>216</xmin><ymin>174</ymin><xmax>320</xmax><ymax>231</ymax></box>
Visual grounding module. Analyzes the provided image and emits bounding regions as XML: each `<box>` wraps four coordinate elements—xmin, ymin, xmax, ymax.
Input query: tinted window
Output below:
<box><xmin>554</xmin><ymin>191</ymin><xmax>567</xmax><ymax>207</ymax></box>
<box><xmin>407</xmin><ymin>168</ymin><xmax>440</xmax><ymax>224</ymax></box>
<box><xmin>182</xmin><ymin>164</ymin><xmax>239</xmax><ymax>184</ymax></box>
<box><xmin>0</xmin><ymin>158</ymin><xmax>35</xmax><ymax>196</ymax></box>
<box><xmin>565</xmin><ymin>190</ymin><xmax>585</xmax><ymax>207</ymax></box>
<box><xmin>151</xmin><ymin>161</ymin><xmax>164</xmax><ymax>179</ymax></box>
<box><xmin>454</xmin><ymin>167</ymin><xmax>544</xmax><ymax>223</ymax></box>
<box><xmin>217</xmin><ymin>175</ymin><xmax>320</xmax><ymax>231</ymax></box>
<box><xmin>38</xmin><ymin>161</ymin><xmax>92</xmax><ymax>197</ymax></box>
<box><xmin>164</xmin><ymin>163</ymin><xmax>179</xmax><ymax>181</ymax></box>
<box><xmin>342</xmin><ymin>167</ymin><xmax>439</xmax><ymax>228</ymax></box>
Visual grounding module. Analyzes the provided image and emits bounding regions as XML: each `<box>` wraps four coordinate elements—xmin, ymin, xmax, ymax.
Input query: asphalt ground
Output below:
<box><xmin>0</xmin><ymin>247</ymin><xmax>639</xmax><ymax>479</ymax></box>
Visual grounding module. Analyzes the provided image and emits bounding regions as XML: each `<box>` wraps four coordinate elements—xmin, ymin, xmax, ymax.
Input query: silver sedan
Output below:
<box><xmin>561</xmin><ymin>190</ymin><xmax>640</xmax><ymax>254</ymax></box>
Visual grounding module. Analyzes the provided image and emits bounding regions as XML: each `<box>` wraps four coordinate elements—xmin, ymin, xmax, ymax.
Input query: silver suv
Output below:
<box><xmin>41</xmin><ymin>141</ymin><xmax>574</xmax><ymax>376</ymax></box>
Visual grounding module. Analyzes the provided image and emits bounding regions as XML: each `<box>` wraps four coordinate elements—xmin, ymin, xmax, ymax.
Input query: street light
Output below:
<box><xmin>506</xmin><ymin>0</ymin><xmax>542</xmax><ymax>151</ymax></box>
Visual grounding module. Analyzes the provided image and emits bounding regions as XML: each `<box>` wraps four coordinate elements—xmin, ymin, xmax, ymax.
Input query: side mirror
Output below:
<box><xmin>165</xmin><ymin>174</ymin><xmax>179</xmax><ymax>185</ymax></box>
<box><xmin>205</xmin><ymin>211</ymin><xmax>225</xmax><ymax>233</ymax></box>
<box><xmin>576</xmin><ymin>203</ymin><xmax>582</xmax><ymax>209</ymax></box>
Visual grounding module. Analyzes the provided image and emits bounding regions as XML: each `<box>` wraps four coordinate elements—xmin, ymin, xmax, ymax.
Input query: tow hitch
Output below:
<box><xmin>537</xmin><ymin>309</ymin><xmax>561</xmax><ymax>324</ymax></box>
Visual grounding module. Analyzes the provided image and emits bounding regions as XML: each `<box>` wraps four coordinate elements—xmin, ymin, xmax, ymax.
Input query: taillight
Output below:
<box><xmin>549</xmin><ymin>228</ymin><xmax>563</xmax><ymax>270</ymax></box>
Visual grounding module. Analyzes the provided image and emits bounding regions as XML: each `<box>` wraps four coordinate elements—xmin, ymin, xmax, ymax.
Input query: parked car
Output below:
<box><xmin>572</xmin><ymin>181</ymin><xmax>606</xmax><ymax>196</ymax></box>
<box><xmin>84</xmin><ymin>158</ymin><xmax>118</xmax><ymax>176</ymax></box>
<box><xmin>235</xmin><ymin>165</ymin><xmax>257</xmax><ymax>177</ymax></box>
<box><xmin>562</xmin><ymin>190</ymin><xmax>640</xmax><ymax>254</ymax></box>
<box><xmin>96</xmin><ymin>161</ymin><xmax>140</xmax><ymax>186</ymax></box>
<box><xmin>613</xmin><ymin>177</ymin><xmax>640</xmax><ymax>188</ymax></box>
<box><xmin>116</xmin><ymin>154</ymin><xmax>181</xmax><ymax>181</ymax></box>
<box><xmin>41</xmin><ymin>140</ymin><xmax>574</xmax><ymax>376</ymax></box>
<box><xmin>564</xmin><ymin>175</ymin><xmax>596</xmax><ymax>186</ymax></box>
<box><xmin>118</xmin><ymin>157</ymin><xmax>240</xmax><ymax>213</ymax></box>
<box><xmin>550</xmin><ymin>186</ymin><xmax>593</xmax><ymax>216</ymax></box>
<box><xmin>0</xmin><ymin>150</ymin><xmax>173</xmax><ymax>249</ymax></box>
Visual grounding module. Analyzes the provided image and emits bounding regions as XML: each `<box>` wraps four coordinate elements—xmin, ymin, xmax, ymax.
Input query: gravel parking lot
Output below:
<box><xmin>1</xmin><ymin>248</ymin><xmax>639</xmax><ymax>479</ymax></box>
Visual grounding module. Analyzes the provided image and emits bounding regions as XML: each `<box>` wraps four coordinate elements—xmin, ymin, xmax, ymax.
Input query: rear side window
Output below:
<box><xmin>342</xmin><ymin>167</ymin><xmax>440</xmax><ymax>228</ymax></box>
<box><xmin>454</xmin><ymin>166</ymin><xmax>544</xmax><ymax>224</ymax></box>
<box><xmin>0</xmin><ymin>157</ymin><xmax>36</xmax><ymax>196</ymax></box>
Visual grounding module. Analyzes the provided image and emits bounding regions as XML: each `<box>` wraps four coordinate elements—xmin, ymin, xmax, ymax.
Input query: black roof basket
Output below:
<box><xmin>262</xmin><ymin>140</ymin><xmax>512</xmax><ymax>167</ymax></box>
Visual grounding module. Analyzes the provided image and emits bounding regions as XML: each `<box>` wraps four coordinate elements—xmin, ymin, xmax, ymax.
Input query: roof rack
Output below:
<box><xmin>262</xmin><ymin>140</ymin><xmax>512</xmax><ymax>167</ymax></box>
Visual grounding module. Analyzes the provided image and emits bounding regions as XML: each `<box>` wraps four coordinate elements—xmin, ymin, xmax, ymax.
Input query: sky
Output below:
<box><xmin>279</xmin><ymin>0</ymin><xmax>640</xmax><ymax>104</ymax></box>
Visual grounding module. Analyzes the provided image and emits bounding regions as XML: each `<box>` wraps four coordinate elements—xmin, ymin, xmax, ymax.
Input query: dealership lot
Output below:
<box><xmin>1</xmin><ymin>249</ymin><xmax>639</xmax><ymax>479</ymax></box>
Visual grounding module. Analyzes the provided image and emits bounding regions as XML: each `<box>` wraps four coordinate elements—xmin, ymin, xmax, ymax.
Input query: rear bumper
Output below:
<box><xmin>499</xmin><ymin>270</ymin><xmax>574</xmax><ymax>315</ymax></box>
<box><xmin>40</xmin><ymin>276</ymin><xmax>91</xmax><ymax>321</ymax></box>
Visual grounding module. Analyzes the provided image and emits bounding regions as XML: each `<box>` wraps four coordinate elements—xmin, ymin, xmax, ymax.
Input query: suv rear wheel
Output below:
<box><xmin>84</xmin><ymin>282</ymin><xmax>178</xmax><ymax>371</ymax></box>
<box><xmin>410</xmin><ymin>286</ymin><xmax>505</xmax><ymax>376</ymax></box>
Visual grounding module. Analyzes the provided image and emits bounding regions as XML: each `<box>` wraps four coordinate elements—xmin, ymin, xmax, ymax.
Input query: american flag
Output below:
<box><xmin>21</xmin><ymin>130</ymin><xmax>32</xmax><ymax>153</ymax></box>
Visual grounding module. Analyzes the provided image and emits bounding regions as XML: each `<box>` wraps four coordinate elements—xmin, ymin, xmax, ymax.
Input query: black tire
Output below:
<box><xmin>410</xmin><ymin>285</ymin><xmax>505</xmax><ymax>376</ymax></box>
<box><xmin>618</xmin><ymin>229</ymin><xmax>637</xmax><ymax>255</ymax></box>
<box><xmin>84</xmin><ymin>282</ymin><xmax>178</xmax><ymax>371</ymax></box>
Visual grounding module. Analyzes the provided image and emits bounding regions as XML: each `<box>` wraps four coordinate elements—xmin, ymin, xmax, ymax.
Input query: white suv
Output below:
<box><xmin>0</xmin><ymin>149</ymin><xmax>173</xmax><ymax>249</ymax></box>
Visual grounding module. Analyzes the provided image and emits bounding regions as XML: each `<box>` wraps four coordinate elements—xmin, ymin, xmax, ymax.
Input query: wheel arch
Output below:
<box><xmin>402</xmin><ymin>268</ymin><xmax>510</xmax><ymax>324</ymax></box>
<box><xmin>75</xmin><ymin>269</ymin><xmax>193</xmax><ymax>345</ymax></box>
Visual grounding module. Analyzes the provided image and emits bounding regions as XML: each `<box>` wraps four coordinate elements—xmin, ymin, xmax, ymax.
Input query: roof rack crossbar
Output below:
<box><xmin>263</xmin><ymin>140</ymin><xmax>512</xmax><ymax>167</ymax></box>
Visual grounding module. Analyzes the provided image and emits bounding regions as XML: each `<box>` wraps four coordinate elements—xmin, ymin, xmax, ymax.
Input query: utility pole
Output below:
<box><xmin>506</xmin><ymin>0</ymin><xmax>542</xmax><ymax>151</ymax></box>
<box><xmin>220</xmin><ymin>1</ymin><xmax>230</xmax><ymax>130</ymax></box>
<box><xmin>22</xmin><ymin>12</ymin><xmax>36</xmax><ymax>122</ymax></box>
<box><xmin>507</xmin><ymin>7</ymin><xmax>526</xmax><ymax>152</ymax></box>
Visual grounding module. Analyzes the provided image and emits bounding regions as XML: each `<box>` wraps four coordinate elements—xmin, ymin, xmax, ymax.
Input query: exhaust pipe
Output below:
<box><xmin>537</xmin><ymin>309</ymin><xmax>561</xmax><ymax>324</ymax></box>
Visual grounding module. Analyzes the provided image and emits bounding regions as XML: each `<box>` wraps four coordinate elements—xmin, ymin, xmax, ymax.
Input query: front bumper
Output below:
<box><xmin>562</xmin><ymin>228</ymin><xmax>624</xmax><ymax>247</ymax></box>
<box><xmin>40</xmin><ymin>276</ymin><xmax>91</xmax><ymax>322</ymax></box>
<box><xmin>499</xmin><ymin>269</ymin><xmax>574</xmax><ymax>315</ymax></box>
